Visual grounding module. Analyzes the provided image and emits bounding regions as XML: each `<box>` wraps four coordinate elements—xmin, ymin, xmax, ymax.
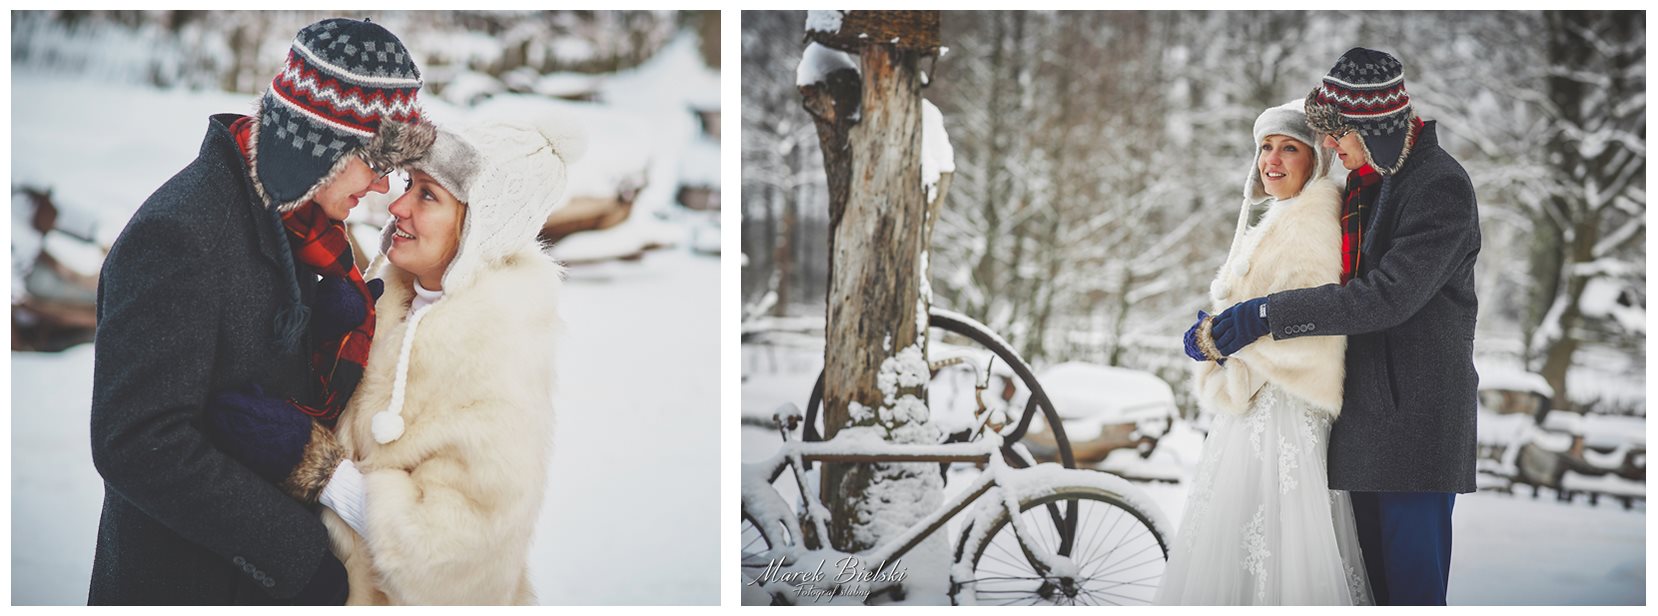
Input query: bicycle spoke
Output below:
<box><xmin>1077</xmin><ymin>586</ymin><xmax>1115</xmax><ymax>605</ymax></box>
<box><xmin>1077</xmin><ymin>502</ymin><xmax>1115</xmax><ymax>565</ymax></box>
<box><xmin>962</xmin><ymin>576</ymin><xmax>1057</xmax><ymax>584</ymax></box>
<box><xmin>1091</xmin><ymin>588</ymin><xmax>1155</xmax><ymax>603</ymax></box>
<box><xmin>983</xmin><ymin>541</ymin><xmax>1035</xmax><ymax>573</ymax></box>
<box><xmin>1091</xmin><ymin>551</ymin><xmax>1166</xmax><ymax>580</ymax></box>
<box><xmin>988</xmin><ymin>534</ymin><xmax>1031</xmax><ymax>567</ymax></box>
<box><xmin>1079</xmin><ymin>508</ymin><xmax>1130</xmax><ymax>576</ymax></box>
<box><xmin>1082</xmin><ymin>526</ymin><xmax>1159</xmax><ymax>578</ymax></box>
<box><xmin>1089</xmin><ymin>575</ymin><xmax>1163</xmax><ymax>591</ymax></box>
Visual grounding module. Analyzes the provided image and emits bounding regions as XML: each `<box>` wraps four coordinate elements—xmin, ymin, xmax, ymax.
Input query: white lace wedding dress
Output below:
<box><xmin>1154</xmin><ymin>384</ymin><xmax>1373</xmax><ymax>605</ymax></box>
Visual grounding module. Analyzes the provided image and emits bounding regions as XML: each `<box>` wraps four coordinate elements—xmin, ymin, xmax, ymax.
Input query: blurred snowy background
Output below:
<box><xmin>741</xmin><ymin>11</ymin><xmax>1644</xmax><ymax>605</ymax></box>
<box><xmin>11</xmin><ymin>10</ymin><xmax>719</xmax><ymax>605</ymax></box>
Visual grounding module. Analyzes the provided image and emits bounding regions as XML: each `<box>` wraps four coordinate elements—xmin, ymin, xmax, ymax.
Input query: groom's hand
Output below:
<box><xmin>1211</xmin><ymin>297</ymin><xmax>1269</xmax><ymax>357</ymax></box>
<box><xmin>203</xmin><ymin>384</ymin><xmax>314</xmax><ymax>485</ymax></box>
<box><xmin>310</xmin><ymin>277</ymin><xmax>383</xmax><ymax>340</ymax></box>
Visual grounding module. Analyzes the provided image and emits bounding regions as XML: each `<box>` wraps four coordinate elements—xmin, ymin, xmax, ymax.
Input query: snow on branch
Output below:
<box><xmin>1592</xmin><ymin>217</ymin><xmax>1644</xmax><ymax>259</ymax></box>
<box><xmin>805</xmin><ymin>10</ymin><xmax>845</xmax><ymax>35</ymax></box>
<box><xmin>1571</xmin><ymin>258</ymin><xmax>1641</xmax><ymax>279</ymax></box>
<box><xmin>921</xmin><ymin>99</ymin><xmax>955</xmax><ymax>203</ymax></box>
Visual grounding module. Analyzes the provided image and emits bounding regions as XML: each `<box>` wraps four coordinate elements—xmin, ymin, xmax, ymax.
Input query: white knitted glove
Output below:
<box><xmin>319</xmin><ymin>459</ymin><xmax>369</xmax><ymax>540</ymax></box>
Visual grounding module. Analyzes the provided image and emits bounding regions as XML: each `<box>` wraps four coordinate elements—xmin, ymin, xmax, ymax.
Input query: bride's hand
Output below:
<box><xmin>1182</xmin><ymin>311</ymin><xmax>1210</xmax><ymax>361</ymax></box>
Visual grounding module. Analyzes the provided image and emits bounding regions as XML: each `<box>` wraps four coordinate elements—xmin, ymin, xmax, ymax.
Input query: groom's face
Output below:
<box><xmin>1324</xmin><ymin>131</ymin><xmax>1369</xmax><ymax>171</ymax></box>
<box><xmin>313</xmin><ymin>156</ymin><xmax>393</xmax><ymax>222</ymax></box>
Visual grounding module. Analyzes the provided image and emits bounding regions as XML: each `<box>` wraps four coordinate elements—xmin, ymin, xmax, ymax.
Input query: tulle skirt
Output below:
<box><xmin>1154</xmin><ymin>384</ymin><xmax>1373</xmax><ymax>605</ymax></box>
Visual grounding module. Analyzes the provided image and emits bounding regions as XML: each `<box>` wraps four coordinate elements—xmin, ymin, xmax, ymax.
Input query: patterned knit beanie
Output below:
<box><xmin>1304</xmin><ymin>47</ymin><xmax>1418</xmax><ymax>176</ymax></box>
<box><xmin>250</xmin><ymin>18</ymin><xmax>435</xmax><ymax>212</ymax></box>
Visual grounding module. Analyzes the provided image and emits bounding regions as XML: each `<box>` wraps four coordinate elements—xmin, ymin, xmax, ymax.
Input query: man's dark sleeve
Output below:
<box><xmin>89</xmin><ymin>213</ymin><xmax>334</xmax><ymax>600</ymax></box>
<box><xmin>1267</xmin><ymin>173</ymin><xmax>1478</xmax><ymax>340</ymax></box>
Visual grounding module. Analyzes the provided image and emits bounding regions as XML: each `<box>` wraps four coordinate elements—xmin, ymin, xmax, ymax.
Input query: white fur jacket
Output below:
<box><xmin>1193</xmin><ymin>178</ymin><xmax>1347</xmax><ymax>417</ymax></box>
<box><xmin>321</xmin><ymin>246</ymin><xmax>561</xmax><ymax>605</ymax></box>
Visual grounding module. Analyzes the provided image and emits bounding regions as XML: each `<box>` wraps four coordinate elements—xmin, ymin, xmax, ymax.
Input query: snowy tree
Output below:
<box><xmin>741</xmin><ymin>11</ymin><xmax>831</xmax><ymax>318</ymax></box>
<box><xmin>1523</xmin><ymin>11</ymin><xmax>1646</xmax><ymax>407</ymax></box>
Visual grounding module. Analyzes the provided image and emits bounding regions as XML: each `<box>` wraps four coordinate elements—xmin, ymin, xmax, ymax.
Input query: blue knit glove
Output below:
<box><xmin>1182</xmin><ymin>311</ymin><xmax>1209</xmax><ymax>361</ymax></box>
<box><xmin>1211</xmin><ymin>297</ymin><xmax>1269</xmax><ymax>357</ymax></box>
<box><xmin>204</xmin><ymin>384</ymin><xmax>312</xmax><ymax>485</ymax></box>
<box><xmin>310</xmin><ymin>277</ymin><xmax>383</xmax><ymax>340</ymax></box>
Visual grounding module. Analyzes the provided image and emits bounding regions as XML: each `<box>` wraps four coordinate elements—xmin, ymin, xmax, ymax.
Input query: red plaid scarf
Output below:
<box><xmin>1340</xmin><ymin>118</ymin><xmax>1424</xmax><ymax>284</ymax></box>
<box><xmin>231</xmin><ymin>116</ymin><xmax>376</xmax><ymax>425</ymax></box>
<box><xmin>1339</xmin><ymin>163</ymin><xmax>1383</xmax><ymax>284</ymax></box>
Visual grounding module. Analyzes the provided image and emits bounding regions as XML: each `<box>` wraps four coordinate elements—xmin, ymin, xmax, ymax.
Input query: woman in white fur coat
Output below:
<box><xmin>1154</xmin><ymin>101</ymin><xmax>1373</xmax><ymax>605</ymax></box>
<box><xmin>285</xmin><ymin>119</ymin><xmax>580</xmax><ymax>605</ymax></box>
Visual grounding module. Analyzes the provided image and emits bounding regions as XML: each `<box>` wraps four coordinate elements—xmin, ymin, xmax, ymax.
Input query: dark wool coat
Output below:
<box><xmin>1268</xmin><ymin>122</ymin><xmax>1481</xmax><ymax>494</ymax></box>
<box><xmin>88</xmin><ymin>114</ymin><xmax>330</xmax><ymax>604</ymax></box>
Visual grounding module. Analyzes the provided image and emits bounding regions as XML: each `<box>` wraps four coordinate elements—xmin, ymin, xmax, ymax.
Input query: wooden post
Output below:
<box><xmin>800</xmin><ymin>11</ymin><xmax>946</xmax><ymax>555</ymax></box>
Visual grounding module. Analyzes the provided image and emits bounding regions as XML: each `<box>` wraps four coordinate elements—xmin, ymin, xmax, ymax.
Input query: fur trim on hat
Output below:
<box><xmin>1303</xmin><ymin>88</ymin><xmax>1419</xmax><ymax>177</ymax></box>
<box><xmin>246</xmin><ymin>96</ymin><xmax>437</xmax><ymax>213</ymax></box>
<box><xmin>406</xmin><ymin>129</ymin><xmax>483</xmax><ymax>204</ymax></box>
<box><xmin>1303</xmin><ymin>88</ymin><xmax>1348</xmax><ymax>137</ymax></box>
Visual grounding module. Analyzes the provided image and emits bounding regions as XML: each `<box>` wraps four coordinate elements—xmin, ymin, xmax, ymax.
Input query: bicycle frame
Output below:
<box><xmin>746</xmin><ymin>431</ymin><xmax>1077</xmax><ymax>584</ymax></box>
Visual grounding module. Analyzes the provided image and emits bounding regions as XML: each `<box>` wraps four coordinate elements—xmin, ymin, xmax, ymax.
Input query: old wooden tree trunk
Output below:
<box><xmin>800</xmin><ymin>11</ymin><xmax>945</xmax><ymax>555</ymax></box>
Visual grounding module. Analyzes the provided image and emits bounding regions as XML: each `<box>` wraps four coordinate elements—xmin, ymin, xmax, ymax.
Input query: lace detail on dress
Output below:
<box><xmin>1345</xmin><ymin>562</ymin><xmax>1367</xmax><ymax>605</ymax></box>
<box><xmin>1246</xmin><ymin>390</ymin><xmax>1274</xmax><ymax>458</ymax></box>
<box><xmin>1300</xmin><ymin>405</ymin><xmax>1325</xmax><ymax>452</ymax></box>
<box><xmin>1278</xmin><ymin>434</ymin><xmax>1301</xmax><ymax>494</ymax></box>
<box><xmin>1242</xmin><ymin>505</ymin><xmax>1271</xmax><ymax>602</ymax></box>
<box><xmin>1180</xmin><ymin>438</ymin><xmax>1224</xmax><ymax>553</ymax></box>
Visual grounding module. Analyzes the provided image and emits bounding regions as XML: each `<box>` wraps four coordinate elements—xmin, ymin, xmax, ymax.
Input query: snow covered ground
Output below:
<box><xmin>11</xmin><ymin>32</ymin><xmax>719</xmax><ymax>605</ymax></box>
<box><xmin>741</xmin><ymin>340</ymin><xmax>1647</xmax><ymax>605</ymax></box>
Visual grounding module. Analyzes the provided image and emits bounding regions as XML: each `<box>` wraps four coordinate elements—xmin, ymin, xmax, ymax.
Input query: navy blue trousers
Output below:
<box><xmin>1349</xmin><ymin>491</ymin><xmax>1456</xmax><ymax>605</ymax></box>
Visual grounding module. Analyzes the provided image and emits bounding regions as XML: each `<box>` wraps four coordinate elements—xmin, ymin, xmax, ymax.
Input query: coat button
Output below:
<box><xmin>233</xmin><ymin>556</ymin><xmax>245</xmax><ymax>566</ymax></box>
<box><xmin>243</xmin><ymin>563</ymin><xmax>256</xmax><ymax>574</ymax></box>
<box><xmin>253</xmin><ymin>571</ymin><xmax>266</xmax><ymax>582</ymax></box>
<box><xmin>263</xmin><ymin>578</ymin><xmax>276</xmax><ymax>588</ymax></box>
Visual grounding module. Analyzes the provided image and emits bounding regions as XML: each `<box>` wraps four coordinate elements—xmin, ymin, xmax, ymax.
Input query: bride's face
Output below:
<box><xmin>386</xmin><ymin>170</ymin><xmax>466</xmax><ymax>290</ymax></box>
<box><xmin>1258</xmin><ymin>135</ymin><xmax>1314</xmax><ymax>200</ymax></box>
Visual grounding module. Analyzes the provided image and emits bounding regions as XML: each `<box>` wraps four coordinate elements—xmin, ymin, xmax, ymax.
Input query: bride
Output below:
<box><xmin>1155</xmin><ymin>100</ymin><xmax>1372</xmax><ymax>605</ymax></box>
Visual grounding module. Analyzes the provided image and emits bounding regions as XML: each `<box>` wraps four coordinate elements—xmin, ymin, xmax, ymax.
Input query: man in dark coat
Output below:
<box><xmin>1191</xmin><ymin>48</ymin><xmax>1480</xmax><ymax>605</ymax></box>
<box><xmin>88</xmin><ymin>18</ymin><xmax>433</xmax><ymax>605</ymax></box>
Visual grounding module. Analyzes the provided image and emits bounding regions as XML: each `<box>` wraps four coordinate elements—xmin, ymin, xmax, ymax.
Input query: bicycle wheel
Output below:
<box><xmin>802</xmin><ymin>308</ymin><xmax>1078</xmax><ymax>469</ymax></box>
<box><xmin>741</xmin><ymin>513</ymin><xmax>771</xmax><ymax>567</ymax></box>
<box><xmin>955</xmin><ymin>486</ymin><xmax>1168</xmax><ymax>605</ymax></box>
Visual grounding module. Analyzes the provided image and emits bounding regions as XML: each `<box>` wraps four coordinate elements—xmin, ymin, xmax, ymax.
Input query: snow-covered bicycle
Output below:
<box><xmin>741</xmin><ymin>309</ymin><xmax>1171</xmax><ymax>605</ymax></box>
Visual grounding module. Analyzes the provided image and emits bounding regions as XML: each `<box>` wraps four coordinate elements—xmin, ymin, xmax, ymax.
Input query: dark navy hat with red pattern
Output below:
<box><xmin>251</xmin><ymin>18</ymin><xmax>430</xmax><ymax>211</ymax></box>
<box><xmin>1305</xmin><ymin>47</ymin><xmax>1418</xmax><ymax>175</ymax></box>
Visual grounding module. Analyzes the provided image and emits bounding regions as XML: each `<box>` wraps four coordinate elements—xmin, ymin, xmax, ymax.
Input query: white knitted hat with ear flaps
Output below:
<box><xmin>1211</xmin><ymin>100</ymin><xmax>1335</xmax><ymax>304</ymax></box>
<box><xmin>370</xmin><ymin>116</ymin><xmax>586</xmax><ymax>444</ymax></box>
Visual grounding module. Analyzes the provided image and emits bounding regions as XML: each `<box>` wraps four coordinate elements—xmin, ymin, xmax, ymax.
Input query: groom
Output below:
<box><xmin>1198</xmin><ymin>48</ymin><xmax>1480</xmax><ymax>605</ymax></box>
<box><xmin>88</xmin><ymin>18</ymin><xmax>430</xmax><ymax>604</ymax></box>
